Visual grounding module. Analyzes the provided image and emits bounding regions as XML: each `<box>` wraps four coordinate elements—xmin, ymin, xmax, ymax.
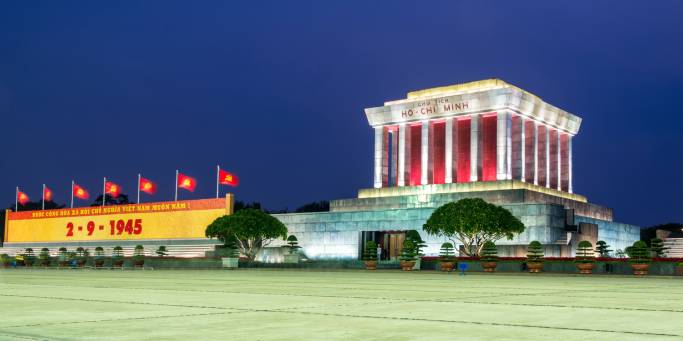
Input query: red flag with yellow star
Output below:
<box><xmin>177</xmin><ymin>173</ymin><xmax>197</xmax><ymax>192</ymax></box>
<box><xmin>73</xmin><ymin>183</ymin><xmax>89</xmax><ymax>200</ymax></box>
<box><xmin>105</xmin><ymin>181</ymin><xmax>121</xmax><ymax>198</ymax></box>
<box><xmin>17</xmin><ymin>190</ymin><xmax>29</xmax><ymax>205</ymax></box>
<box><xmin>139</xmin><ymin>177</ymin><xmax>157</xmax><ymax>195</ymax></box>
<box><xmin>219</xmin><ymin>169</ymin><xmax>239</xmax><ymax>187</ymax></box>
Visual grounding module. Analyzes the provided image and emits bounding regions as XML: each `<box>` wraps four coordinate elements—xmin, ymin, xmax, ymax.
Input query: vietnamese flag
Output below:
<box><xmin>139</xmin><ymin>177</ymin><xmax>157</xmax><ymax>195</ymax></box>
<box><xmin>219</xmin><ymin>169</ymin><xmax>239</xmax><ymax>187</ymax></box>
<box><xmin>17</xmin><ymin>190</ymin><xmax>29</xmax><ymax>205</ymax></box>
<box><xmin>73</xmin><ymin>183</ymin><xmax>89</xmax><ymax>200</ymax></box>
<box><xmin>105</xmin><ymin>181</ymin><xmax>121</xmax><ymax>198</ymax></box>
<box><xmin>177</xmin><ymin>173</ymin><xmax>197</xmax><ymax>192</ymax></box>
<box><xmin>43</xmin><ymin>186</ymin><xmax>53</xmax><ymax>202</ymax></box>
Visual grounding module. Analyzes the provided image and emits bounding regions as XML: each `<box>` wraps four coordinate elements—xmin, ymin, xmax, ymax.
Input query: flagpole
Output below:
<box><xmin>137</xmin><ymin>174</ymin><xmax>141</xmax><ymax>204</ymax></box>
<box><xmin>174</xmin><ymin>170</ymin><xmax>178</xmax><ymax>201</ymax></box>
<box><xmin>71</xmin><ymin>180</ymin><xmax>74</xmax><ymax>209</ymax></box>
<box><xmin>216</xmin><ymin>165</ymin><xmax>219</xmax><ymax>198</ymax></box>
<box><xmin>42</xmin><ymin>184</ymin><xmax>45</xmax><ymax>210</ymax></box>
<box><xmin>102</xmin><ymin>177</ymin><xmax>106</xmax><ymax>207</ymax></box>
<box><xmin>15</xmin><ymin>186</ymin><xmax>18</xmax><ymax>211</ymax></box>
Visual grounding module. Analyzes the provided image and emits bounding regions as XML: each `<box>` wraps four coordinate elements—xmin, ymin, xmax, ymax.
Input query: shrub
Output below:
<box><xmin>650</xmin><ymin>238</ymin><xmax>668</xmax><ymax>257</ymax></box>
<box><xmin>480</xmin><ymin>241</ymin><xmax>498</xmax><ymax>262</ymax></box>
<box><xmin>362</xmin><ymin>240</ymin><xmax>377</xmax><ymax>261</ymax></box>
<box><xmin>24</xmin><ymin>248</ymin><xmax>36</xmax><ymax>263</ymax></box>
<box><xmin>439</xmin><ymin>242</ymin><xmax>455</xmax><ymax>262</ymax></box>
<box><xmin>94</xmin><ymin>247</ymin><xmax>105</xmax><ymax>259</ymax></box>
<box><xmin>285</xmin><ymin>235</ymin><xmax>301</xmax><ymax>255</ymax></box>
<box><xmin>628</xmin><ymin>241</ymin><xmax>651</xmax><ymax>264</ymax></box>
<box><xmin>1</xmin><ymin>254</ymin><xmax>12</xmax><ymax>266</ymax></box>
<box><xmin>112</xmin><ymin>246</ymin><xmax>124</xmax><ymax>258</ymax></box>
<box><xmin>156</xmin><ymin>246</ymin><xmax>168</xmax><ymax>257</ymax></box>
<box><xmin>595</xmin><ymin>241</ymin><xmax>612</xmax><ymax>258</ymax></box>
<box><xmin>615</xmin><ymin>249</ymin><xmax>626</xmax><ymax>258</ymax></box>
<box><xmin>39</xmin><ymin>248</ymin><xmax>50</xmax><ymax>264</ymax></box>
<box><xmin>58</xmin><ymin>248</ymin><xmax>69</xmax><ymax>264</ymax></box>
<box><xmin>405</xmin><ymin>230</ymin><xmax>426</xmax><ymax>257</ymax></box>
<box><xmin>399</xmin><ymin>240</ymin><xmax>417</xmax><ymax>262</ymax></box>
<box><xmin>575</xmin><ymin>241</ymin><xmax>595</xmax><ymax>263</ymax></box>
<box><xmin>133</xmin><ymin>245</ymin><xmax>145</xmax><ymax>258</ymax></box>
<box><xmin>526</xmin><ymin>241</ymin><xmax>544</xmax><ymax>262</ymax></box>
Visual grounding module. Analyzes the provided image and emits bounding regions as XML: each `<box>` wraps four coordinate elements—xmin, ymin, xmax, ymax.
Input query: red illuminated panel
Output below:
<box><xmin>524</xmin><ymin>120</ymin><xmax>535</xmax><ymax>182</ymax></box>
<box><xmin>431</xmin><ymin>121</ymin><xmax>446</xmax><ymax>184</ymax></box>
<box><xmin>456</xmin><ymin>118</ymin><xmax>470</xmax><ymax>183</ymax></box>
<box><xmin>560</xmin><ymin>133</ymin><xmax>569</xmax><ymax>191</ymax></box>
<box><xmin>548</xmin><ymin>128</ymin><xmax>558</xmax><ymax>189</ymax></box>
<box><xmin>510</xmin><ymin>115</ymin><xmax>523</xmax><ymax>180</ymax></box>
<box><xmin>409</xmin><ymin>124</ymin><xmax>422</xmax><ymax>186</ymax></box>
<box><xmin>537</xmin><ymin>125</ymin><xmax>547</xmax><ymax>187</ymax></box>
<box><xmin>481</xmin><ymin>114</ymin><xmax>497</xmax><ymax>181</ymax></box>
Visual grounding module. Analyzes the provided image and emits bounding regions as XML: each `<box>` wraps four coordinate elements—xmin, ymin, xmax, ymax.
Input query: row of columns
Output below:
<box><xmin>373</xmin><ymin>111</ymin><xmax>573</xmax><ymax>193</ymax></box>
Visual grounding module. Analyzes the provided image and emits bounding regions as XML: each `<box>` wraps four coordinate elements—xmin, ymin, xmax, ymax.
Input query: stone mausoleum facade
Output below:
<box><xmin>270</xmin><ymin>79</ymin><xmax>639</xmax><ymax>261</ymax></box>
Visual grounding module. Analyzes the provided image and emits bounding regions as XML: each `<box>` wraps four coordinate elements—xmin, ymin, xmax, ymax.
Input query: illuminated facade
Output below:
<box><xmin>271</xmin><ymin>79</ymin><xmax>640</xmax><ymax>260</ymax></box>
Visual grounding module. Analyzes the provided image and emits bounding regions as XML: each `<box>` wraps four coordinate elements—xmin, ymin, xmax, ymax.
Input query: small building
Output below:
<box><xmin>273</xmin><ymin>79</ymin><xmax>639</xmax><ymax>260</ymax></box>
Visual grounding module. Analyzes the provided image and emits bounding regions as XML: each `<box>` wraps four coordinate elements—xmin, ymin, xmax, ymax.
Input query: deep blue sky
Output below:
<box><xmin>1</xmin><ymin>1</ymin><xmax>682</xmax><ymax>226</ymax></box>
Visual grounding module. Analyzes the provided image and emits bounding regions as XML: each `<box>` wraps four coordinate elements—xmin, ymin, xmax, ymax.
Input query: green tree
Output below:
<box><xmin>480</xmin><ymin>241</ymin><xmax>498</xmax><ymax>262</ymax></box>
<box><xmin>91</xmin><ymin>194</ymin><xmax>130</xmax><ymax>206</ymax></box>
<box><xmin>423</xmin><ymin>198</ymin><xmax>525</xmax><ymax>256</ymax></box>
<box><xmin>576</xmin><ymin>241</ymin><xmax>595</xmax><ymax>263</ymax></box>
<box><xmin>595</xmin><ymin>240</ymin><xmax>612</xmax><ymax>257</ymax></box>
<box><xmin>405</xmin><ymin>230</ymin><xmax>427</xmax><ymax>257</ymax></box>
<box><xmin>363</xmin><ymin>240</ymin><xmax>377</xmax><ymax>261</ymax></box>
<box><xmin>205</xmin><ymin>208</ymin><xmax>287</xmax><ymax>261</ymax></box>
<box><xmin>628</xmin><ymin>241</ymin><xmax>651</xmax><ymax>264</ymax></box>
<box><xmin>439</xmin><ymin>242</ymin><xmax>455</xmax><ymax>262</ymax></box>
<box><xmin>650</xmin><ymin>238</ymin><xmax>668</xmax><ymax>257</ymax></box>
<box><xmin>527</xmin><ymin>241</ymin><xmax>544</xmax><ymax>262</ymax></box>
<box><xmin>295</xmin><ymin>201</ymin><xmax>329</xmax><ymax>213</ymax></box>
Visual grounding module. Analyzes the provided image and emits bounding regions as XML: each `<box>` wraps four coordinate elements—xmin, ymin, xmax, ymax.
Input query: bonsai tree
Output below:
<box><xmin>133</xmin><ymin>245</ymin><xmax>145</xmax><ymax>267</ymax></box>
<box><xmin>439</xmin><ymin>242</ymin><xmax>455</xmax><ymax>262</ymax></box>
<box><xmin>629</xmin><ymin>240</ymin><xmax>651</xmax><ymax>276</ymax></box>
<box><xmin>23</xmin><ymin>248</ymin><xmax>36</xmax><ymax>267</ymax></box>
<box><xmin>615</xmin><ymin>249</ymin><xmax>625</xmax><ymax>258</ymax></box>
<box><xmin>362</xmin><ymin>240</ymin><xmax>378</xmax><ymax>270</ymax></box>
<box><xmin>94</xmin><ymin>247</ymin><xmax>105</xmax><ymax>267</ymax></box>
<box><xmin>405</xmin><ymin>230</ymin><xmax>427</xmax><ymax>257</ymax></box>
<box><xmin>399</xmin><ymin>239</ymin><xmax>417</xmax><ymax>271</ymax></box>
<box><xmin>58</xmin><ymin>247</ymin><xmax>69</xmax><ymax>267</ymax></box>
<box><xmin>423</xmin><ymin>198</ymin><xmax>525</xmax><ymax>256</ymax></box>
<box><xmin>650</xmin><ymin>238</ymin><xmax>668</xmax><ymax>258</ymax></box>
<box><xmin>285</xmin><ymin>235</ymin><xmax>301</xmax><ymax>254</ymax></box>
<box><xmin>575</xmin><ymin>241</ymin><xmax>595</xmax><ymax>274</ymax></box>
<box><xmin>205</xmin><ymin>209</ymin><xmax>288</xmax><ymax>261</ymax></box>
<box><xmin>156</xmin><ymin>246</ymin><xmax>168</xmax><ymax>258</ymax></box>
<box><xmin>38</xmin><ymin>248</ymin><xmax>51</xmax><ymax>267</ymax></box>
<box><xmin>75</xmin><ymin>247</ymin><xmax>88</xmax><ymax>267</ymax></box>
<box><xmin>595</xmin><ymin>240</ymin><xmax>612</xmax><ymax>258</ymax></box>
<box><xmin>112</xmin><ymin>246</ymin><xmax>124</xmax><ymax>267</ymax></box>
<box><xmin>1</xmin><ymin>254</ymin><xmax>12</xmax><ymax>267</ymax></box>
<box><xmin>480</xmin><ymin>241</ymin><xmax>498</xmax><ymax>272</ymax></box>
<box><xmin>526</xmin><ymin>241</ymin><xmax>544</xmax><ymax>273</ymax></box>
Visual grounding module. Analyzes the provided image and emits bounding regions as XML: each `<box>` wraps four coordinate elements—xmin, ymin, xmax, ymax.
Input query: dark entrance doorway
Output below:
<box><xmin>361</xmin><ymin>231</ymin><xmax>406</xmax><ymax>261</ymax></box>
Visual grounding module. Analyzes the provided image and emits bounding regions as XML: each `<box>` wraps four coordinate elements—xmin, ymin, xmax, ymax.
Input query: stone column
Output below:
<box><xmin>568</xmin><ymin>135</ymin><xmax>573</xmax><ymax>193</ymax></box>
<box><xmin>398</xmin><ymin>124</ymin><xmax>406</xmax><ymax>187</ymax></box>
<box><xmin>373</xmin><ymin>126</ymin><xmax>383</xmax><ymax>188</ymax></box>
<box><xmin>533</xmin><ymin>122</ymin><xmax>539</xmax><ymax>185</ymax></box>
<box><xmin>497</xmin><ymin>111</ymin><xmax>510</xmax><ymax>180</ymax></box>
<box><xmin>545</xmin><ymin>126</ymin><xmax>551</xmax><ymax>188</ymax></box>
<box><xmin>557</xmin><ymin>130</ymin><xmax>562</xmax><ymax>191</ymax></box>
<box><xmin>421</xmin><ymin>121</ymin><xmax>429</xmax><ymax>185</ymax></box>
<box><xmin>520</xmin><ymin>117</ymin><xmax>525</xmax><ymax>181</ymax></box>
<box><xmin>445</xmin><ymin>118</ymin><xmax>453</xmax><ymax>183</ymax></box>
<box><xmin>470</xmin><ymin>115</ymin><xmax>480</xmax><ymax>182</ymax></box>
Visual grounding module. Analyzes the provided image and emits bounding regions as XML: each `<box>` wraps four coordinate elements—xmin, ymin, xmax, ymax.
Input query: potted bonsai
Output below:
<box><xmin>58</xmin><ymin>247</ymin><xmax>69</xmax><ymax>268</ymax></box>
<box><xmin>628</xmin><ymin>241</ymin><xmax>651</xmax><ymax>276</ymax></box>
<box><xmin>220</xmin><ymin>236</ymin><xmax>240</xmax><ymax>269</ymax></box>
<box><xmin>526</xmin><ymin>241</ymin><xmax>544</xmax><ymax>273</ymax></box>
<box><xmin>406</xmin><ymin>230</ymin><xmax>426</xmax><ymax>270</ymax></box>
<box><xmin>93</xmin><ymin>247</ymin><xmax>105</xmax><ymax>268</ymax></box>
<box><xmin>650</xmin><ymin>238</ymin><xmax>668</xmax><ymax>258</ymax></box>
<box><xmin>283</xmin><ymin>235</ymin><xmax>301</xmax><ymax>264</ymax></box>
<box><xmin>156</xmin><ymin>246</ymin><xmax>168</xmax><ymax>258</ymax></box>
<box><xmin>75</xmin><ymin>247</ymin><xmax>88</xmax><ymax>267</ymax></box>
<box><xmin>133</xmin><ymin>245</ymin><xmax>145</xmax><ymax>268</ymax></box>
<box><xmin>363</xmin><ymin>240</ymin><xmax>378</xmax><ymax>270</ymax></box>
<box><xmin>438</xmin><ymin>242</ymin><xmax>456</xmax><ymax>272</ymax></box>
<box><xmin>23</xmin><ymin>248</ymin><xmax>36</xmax><ymax>267</ymax></box>
<box><xmin>399</xmin><ymin>240</ymin><xmax>418</xmax><ymax>271</ymax></box>
<box><xmin>38</xmin><ymin>248</ymin><xmax>51</xmax><ymax>267</ymax></box>
<box><xmin>1</xmin><ymin>254</ymin><xmax>12</xmax><ymax>268</ymax></box>
<box><xmin>595</xmin><ymin>240</ymin><xmax>612</xmax><ymax>258</ymax></box>
<box><xmin>574</xmin><ymin>240</ymin><xmax>595</xmax><ymax>274</ymax></box>
<box><xmin>480</xmin><ymin>241</ymin><xmax>498</xmax><ymax>272</ymax></box>
<box><xmin>112</xmin><ymin>246</ymin><xmax>125</xmax><ymax>268</ymax></box>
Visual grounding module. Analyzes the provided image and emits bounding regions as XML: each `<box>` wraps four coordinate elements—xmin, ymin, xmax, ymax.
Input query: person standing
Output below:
<box><xmin>376</xmin><ymin>243</ymin><xmax>382</xmax><ymax>261</ymax></box>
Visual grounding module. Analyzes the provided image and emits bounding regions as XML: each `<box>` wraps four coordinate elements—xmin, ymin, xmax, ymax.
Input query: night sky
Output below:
<box><xmin>1</xmin><ymin>1</ymin><xmax>682</xmax><ymax>227</ymax></box>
